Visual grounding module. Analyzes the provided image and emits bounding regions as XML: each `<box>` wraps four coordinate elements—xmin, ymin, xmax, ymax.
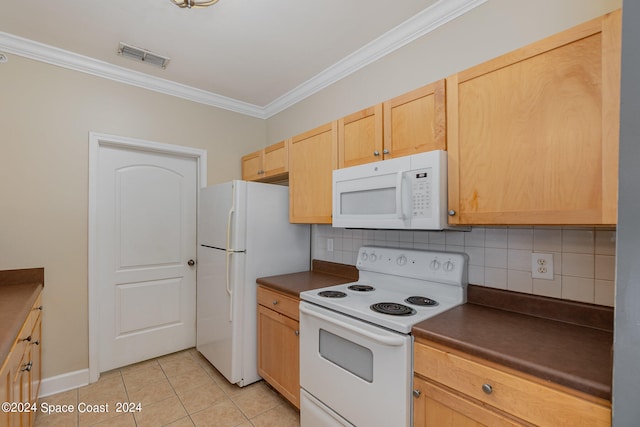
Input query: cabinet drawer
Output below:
<box><xmin>9</xmin><ymin>295</ymin><xmax>43</xmax><ymax>375</ymax></box>
<box><xmin>414</xmin><ymin>342</ymin><xmax>611</xmax><ymax>427</ymax></box>
<box><xmin>257</xmin><ymin>286</ymin><xmax>299</xmax><ymax>321</ymax></box>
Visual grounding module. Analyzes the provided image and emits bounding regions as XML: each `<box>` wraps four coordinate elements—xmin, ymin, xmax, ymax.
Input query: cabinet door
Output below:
<box><xmin>241</xmin><ymin>149</ymin><xmax>264</xmax><ymax>181</ymax></box>
<box><xmin>338</xmin><ymin>104</ymin><xmax>383</xmax><ymax>168</ymax></box>
<box><xmin>257</xmin><ymin>305</ymin><xmax>300</xmax><ymax>408</ymax></box>
<box><xmin>413</xmin><ymin>376</ymin><xmax>524</xmax><ymax>427</ymax></box>
<box><xmin>447</xmin><ymin>10</ymin><xmax>621</xmax><ymax>225</ymax></box>
<box><xmin>383</xmin><ymin>80</ymin><xmax>446</xmax><ymax>159</ymax></box>
<box><xmin>263</xmin><ymin>140</ymin><xmax>289</xmax><ymax>178</ymax></box>
<box><xmin>0</xmin><ymin>354</ymin><xmax>16</xmax><ymax>427</ymax></box>
<box><xmin>289</xmin><ymin>121</ymin><xmax>338</xmax><ymax>223</ymax></box>
<box><xmin>29</xmin><ymin>318</ymin><xmax>41</xmax><ymax>406</ymax></box>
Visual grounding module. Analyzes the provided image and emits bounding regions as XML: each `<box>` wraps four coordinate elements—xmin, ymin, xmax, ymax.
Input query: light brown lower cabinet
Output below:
<box><xmin>413</xmin><ymin>340</ymin><xmax>611</xmax><ymax>427</ymax></box>
<box><xmin>0</xmin><ymin>293</ymin><xmax>43</xmax><ymax>427</ymax></box>
<box><xmin>257</xmin><ymin>286</ymin><xmax>300</xmax><ymax>408</ymax></box>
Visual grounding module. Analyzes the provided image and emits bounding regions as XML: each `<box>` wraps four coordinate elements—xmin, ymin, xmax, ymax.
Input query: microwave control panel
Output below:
<box><xmin>409</xmin><ymin>168</ymin><xmax>432</xmax><ymax>218</ymax></box>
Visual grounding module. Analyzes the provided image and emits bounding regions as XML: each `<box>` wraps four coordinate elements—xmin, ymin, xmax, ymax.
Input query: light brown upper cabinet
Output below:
<box><xmin>289</xmin><ymin>122</ymin><xmax>338</xmax><ymax>223</ymax></box>
<box><xmin>241</xmin><ymin>140</ymin><xmax>290</xmax><ymax>182</ymax></box>
<box><xmin>338</xmin><ymin>104</ymin><xmax>383</xmax><ymax>168</ymax></box>
<box><xmin>447</xmin><ymin>10</ymin><xmax>621</xmax><ymax>225</ymax></box>
<box><xmin>383</xmin><ymin>80</ymin><xmax>447</xmax><ymax>159</ymax></box>
<box><xmin>241</xmin><ymin>149</ymin><xmax>263</xmax><ymax>181</ymax></box>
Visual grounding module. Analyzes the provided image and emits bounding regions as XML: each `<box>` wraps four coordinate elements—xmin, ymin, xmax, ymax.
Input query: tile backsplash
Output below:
<box><xmin>312</xmin><ymin>225</ymin><xmax>616</xmax><ymax>307</ymax></box>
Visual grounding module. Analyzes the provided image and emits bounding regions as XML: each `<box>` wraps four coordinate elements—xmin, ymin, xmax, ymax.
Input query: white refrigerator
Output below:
<box><xmin>196</xmin><ymin>180</ymin><xmax>310</xmax><ymax>387</ymax></box>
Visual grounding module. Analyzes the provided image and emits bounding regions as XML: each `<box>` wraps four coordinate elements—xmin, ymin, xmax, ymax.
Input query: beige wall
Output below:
<box><xmin>0</xmin><ymin>55</ymin><xmax>265</xmax><ymax>378</ymax></box>
<box><xmin>266</xmin><ymin>0</ymin><xmax>622</xmax><ymax>143</ymax></box>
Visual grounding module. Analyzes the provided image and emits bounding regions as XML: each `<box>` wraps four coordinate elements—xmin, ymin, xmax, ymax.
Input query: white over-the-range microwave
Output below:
<box><xmin>332</xmin><ymin>150</ymin><xmax>453</xmax><ymax>230</ymax></box>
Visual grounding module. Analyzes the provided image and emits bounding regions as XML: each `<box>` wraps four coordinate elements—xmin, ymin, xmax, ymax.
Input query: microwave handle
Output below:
<box><xmin>397</xmin><ymin>171</ymin><xmax>411</xmax><ymax>221</ymax></box>
<box><xmin>396</xmin><ymin>171</ymin><xmax>405</xmax><ymax>220</ymax></box>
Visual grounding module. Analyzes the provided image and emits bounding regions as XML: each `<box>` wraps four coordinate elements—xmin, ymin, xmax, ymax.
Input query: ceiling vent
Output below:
<box><xmin>118</xmin><ymin>42</ymin><xmax>170</xmax><ymax>69</ymax></box>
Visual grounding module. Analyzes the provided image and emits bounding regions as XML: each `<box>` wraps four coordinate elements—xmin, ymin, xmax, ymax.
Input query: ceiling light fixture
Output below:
<box><xmin>169</xmin><ymin>0</ymin><xmax>219</xmax><ymax>8</ymax></box>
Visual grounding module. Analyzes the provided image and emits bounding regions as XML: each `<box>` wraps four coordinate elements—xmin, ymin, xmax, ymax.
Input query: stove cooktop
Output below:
<box><xmin>300</xmin><ymin>246</ymin><xmax>468</xmax><ymax>334</ymax></box>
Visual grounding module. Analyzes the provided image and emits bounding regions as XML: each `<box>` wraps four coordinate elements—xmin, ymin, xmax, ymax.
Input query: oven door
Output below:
<box><xmin>299</xmin><ymin>301</ymin><xmax>412</xmax><ymax>427</ymax></box>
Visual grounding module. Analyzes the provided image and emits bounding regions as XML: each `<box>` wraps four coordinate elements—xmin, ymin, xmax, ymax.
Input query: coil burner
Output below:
<box><xmin>348</xmin><ymin>284</ymin><xmax>375</xmax><ymax>292</ymax></box>
<box><xmin>405</xmin><ymin>296</ymin><xmax>439</xmax><ymax>307</ymax></box>
<box><xmin>318</xmin><ymin>290</ymin><xmax>347</xmax><ymax>298</ymax></box>
<box><xmin>370</xmin><ymin>302</ymin><xmax>416</xmax><ymax>316</ymax></box>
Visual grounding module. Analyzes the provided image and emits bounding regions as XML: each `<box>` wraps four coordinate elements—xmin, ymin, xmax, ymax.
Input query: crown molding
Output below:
<box><xmin>0</xmin><ymin>32</ymin><xmax>267</xmax><ymax>118</ymax></box>
<box><xmin>263</xmin><ymin>0</ymin><xmax>486</xmax><ymax>117</ymax></box>
<box><xmin>0</xmin><ymin>0</ymin><xmax>485</xmax><ymax>120</ymax></box>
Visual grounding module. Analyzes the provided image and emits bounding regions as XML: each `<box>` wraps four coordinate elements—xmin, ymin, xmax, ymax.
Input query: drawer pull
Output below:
<box><xmin>32</xmin><ymin>340</ymin><xmax>40</xmax><ymax>346</ymax></box>
<box><xmin>37</xmin><ymin>305</ymin><xmax>44</xmax><ymax>311</ymax></box>
<box><xmin>482</xmin><ymin>383</ymin><xmax>493</xmax><ymax>394</ymax></box>
<box><xmin>272</xmin><ymin>300</ymin><xmax>278</xmax><ymax>305</ymax></box>
<box><xmin>22</xmin><ymin>335</ymin><xmax>32</xmax><ymax>342</ymax></box>
<box><xmin>294</xmin><ymin>330</ymin><xmax>299</xmax><ymax>336</ymax></box>
<box><xmin>413</xmin><ymin>389</ymin><xmax>421</xmax><ymax>398</ymax></box>
<box><xmin>21</xmin><ymin>361</ymin><xmax>33</xmax><ymax>372</ymax></box>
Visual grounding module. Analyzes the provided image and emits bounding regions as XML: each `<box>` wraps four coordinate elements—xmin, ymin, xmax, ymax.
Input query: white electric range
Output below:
<box><xmin>299</xmin><ymin>246</ymin><xmax>468</xmax><ymax>427</ymax></box>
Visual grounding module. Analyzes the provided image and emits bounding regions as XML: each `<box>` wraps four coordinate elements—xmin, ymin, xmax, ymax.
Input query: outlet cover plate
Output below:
<box><xmin>531</xmin><ymin>253</ymin><xmax>554</xmax><ymax>280</ymax></box>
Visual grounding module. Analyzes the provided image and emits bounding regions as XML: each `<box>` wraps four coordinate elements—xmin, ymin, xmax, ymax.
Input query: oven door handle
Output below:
<box><xmin>300</xmin><ymin>303</ymin><xmax>406</xmax><ymax>347</ymax></box>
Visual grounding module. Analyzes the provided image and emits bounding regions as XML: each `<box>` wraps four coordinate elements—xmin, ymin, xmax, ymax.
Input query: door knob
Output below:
<box><xmin>188</xmin><ymin>259</ymin><xmax>196</xmax><ymax>266</ymax></box>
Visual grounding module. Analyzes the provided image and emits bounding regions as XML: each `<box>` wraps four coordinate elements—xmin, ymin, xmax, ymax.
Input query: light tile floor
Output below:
<box><xmin>34</xmin><ymin>348</ymin><xmax>300</xmax><ymax>427</ymax></box>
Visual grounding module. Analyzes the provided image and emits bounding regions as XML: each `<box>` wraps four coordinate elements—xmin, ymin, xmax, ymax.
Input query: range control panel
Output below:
<box><xmin>356</xmin><ymin>246</ymin><xmax>467</xmax><ymax>285</ymax></box>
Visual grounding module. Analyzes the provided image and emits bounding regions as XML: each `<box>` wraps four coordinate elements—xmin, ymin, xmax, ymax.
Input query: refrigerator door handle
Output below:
<box><xmin>226</xmin><ymin>250</ymin><xmax>233</xmax><ymax>322</ymax></box>
<box><xmin>224</xmin><ymin>182</ymin><xmax>236</xmax><ymax>322</ymax></box>
<box><xmin>226</xmin><ymin>182</ymin><xmax>236</xmax><ymax>252</ymax></box>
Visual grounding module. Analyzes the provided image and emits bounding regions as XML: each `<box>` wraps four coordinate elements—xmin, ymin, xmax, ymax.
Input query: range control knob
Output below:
<box><xmin>360</xmin><ymin>252</ymin><xmax>368</xmax><ymax>262</ymax></box>
<box><xmin>370</xmin><ymin>253</ymin><xmax>377</xmax><ymax>262</ymax></box>
<box><xmin>429</xmin><ymin>259</ymin><xmax>441</xmax><ymax>270</ymax></box>
<box><xmin>443</xmin><ymin>260</ymin><xmax>455</xmax><ymax>272</ymax></box>
<box><xmin>397</xmin><ymin>255</ymin><xmax>407</xmax><ymax>266</ymax></box>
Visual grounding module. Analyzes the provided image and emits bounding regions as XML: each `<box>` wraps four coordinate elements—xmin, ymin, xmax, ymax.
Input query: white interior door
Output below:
<box><xmin>96</xmin><ymin>142</ymin><xmax>198</xmax><ymax>372</ymax></box>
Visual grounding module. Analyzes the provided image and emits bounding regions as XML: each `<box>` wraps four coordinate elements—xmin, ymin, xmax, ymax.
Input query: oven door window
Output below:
<box><xmin>319</xmin><ymin>329</ymin><xmax>373</xmax><ymax>382</ymax></box>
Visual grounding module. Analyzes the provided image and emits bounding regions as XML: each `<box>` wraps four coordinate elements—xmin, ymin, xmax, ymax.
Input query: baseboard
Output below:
<box><xmin>39</xmin><ymin>369</ymin><xmax>90</xmax><ymax>398</ymax></box>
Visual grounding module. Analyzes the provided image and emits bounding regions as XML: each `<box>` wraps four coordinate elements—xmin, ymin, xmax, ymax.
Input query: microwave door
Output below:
<box><xmin>333</xmin><ymin>172</ymin><xmax>407</xmax><ymax>229</ymax></box>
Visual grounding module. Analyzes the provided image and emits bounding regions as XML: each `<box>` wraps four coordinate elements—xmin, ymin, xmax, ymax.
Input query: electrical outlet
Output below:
<box><xmin>327</xmin><ymin>238</ymin><xmax>334</xmax><ymax>252</ymax></box>
<box><xmin>531</xmin><ymin>253</ymin><xmax>554</xmax><ymax>280</ymax></box>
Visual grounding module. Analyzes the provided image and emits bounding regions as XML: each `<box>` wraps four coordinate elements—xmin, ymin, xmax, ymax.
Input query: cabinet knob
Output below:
<box><xmin>32</xmin><ymin>340</ymin><xmax>40</xmax><ymax>346</ymax></box>
<box><xmin>258</xmin><ymin>170</ymin><xmax>265</xmax><ymax>175</ymax></box>
<box><xmin>448</xmin><ymin>209</ymin><xmax>456</xmax><ymax>216</ymax></box>
<box><xmin>21</xmin><ymin>361</ymin><xmax>33</xmax><ymax>372</ymax></box>
<box><xmin>22</xmin><ymin>335</ymin><xmax>32</xmax><ymax>342</ymax></box>
<box><xmin>383</xmin><ymin>149</ymin><xmax>390</xmax><ymax>155</ymax></box>
<box><xmin>373</xmin><ymin>151</ymin><xmax>380</xmax><ymax>156</ymax></box>
<box><xmin>412</xmin><ymin>389</ymin><xmax>421</xmax><ymax>398</ymax></box>
<box><xmin>188</xmin><ymin>259</ymin><xmax>196</xmax><ymax>266</ymax></box>
<box><xmin>272</xmin><ymin>300</ymin><xmax>278</xmax><ymax>305</ymax></box>
<box><xmin>482</xmin><ymin>383</ymin><xmax>493</xmax><ymax>395</ymax></box>
<box><xmin>294</xmin><ymin>330</ymin><xmax>299</xmax><ymax>336</ymax></box>
<box><xmin>37</xmin><ymin>306</ymin><xmax>44</xmax><ymax>311</ymax></box>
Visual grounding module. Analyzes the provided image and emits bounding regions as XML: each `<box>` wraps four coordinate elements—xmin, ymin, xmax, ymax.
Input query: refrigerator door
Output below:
<box><xmin>196</xmin><ymin>245</ymin><xmax>246</xmax><ymax>384</ymax></box>
<box><xmin>199</xmin><ymin>180</ymin><xmax>247</xmax><ymax>251</ymax></box>
<box><xmin>238</xmin><ymin>182</ymin><xmax>311</xmax><ymax>385</ymax></box>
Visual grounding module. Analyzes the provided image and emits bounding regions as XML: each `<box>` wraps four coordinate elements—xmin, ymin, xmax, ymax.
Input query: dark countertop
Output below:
<box><xmin>0</xmin><ymin>268</ymin><xmax>44</xmax><ymax>367</ymax></box>
<box><xmin>256</xmin><ymin>259</ymin><xmax>358</xmax><ymax>298</ymax></box>
<box><xmin>413</xmin><ymin>285</ymin><xmax>613</xmax><ymax>401</ymax></box>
